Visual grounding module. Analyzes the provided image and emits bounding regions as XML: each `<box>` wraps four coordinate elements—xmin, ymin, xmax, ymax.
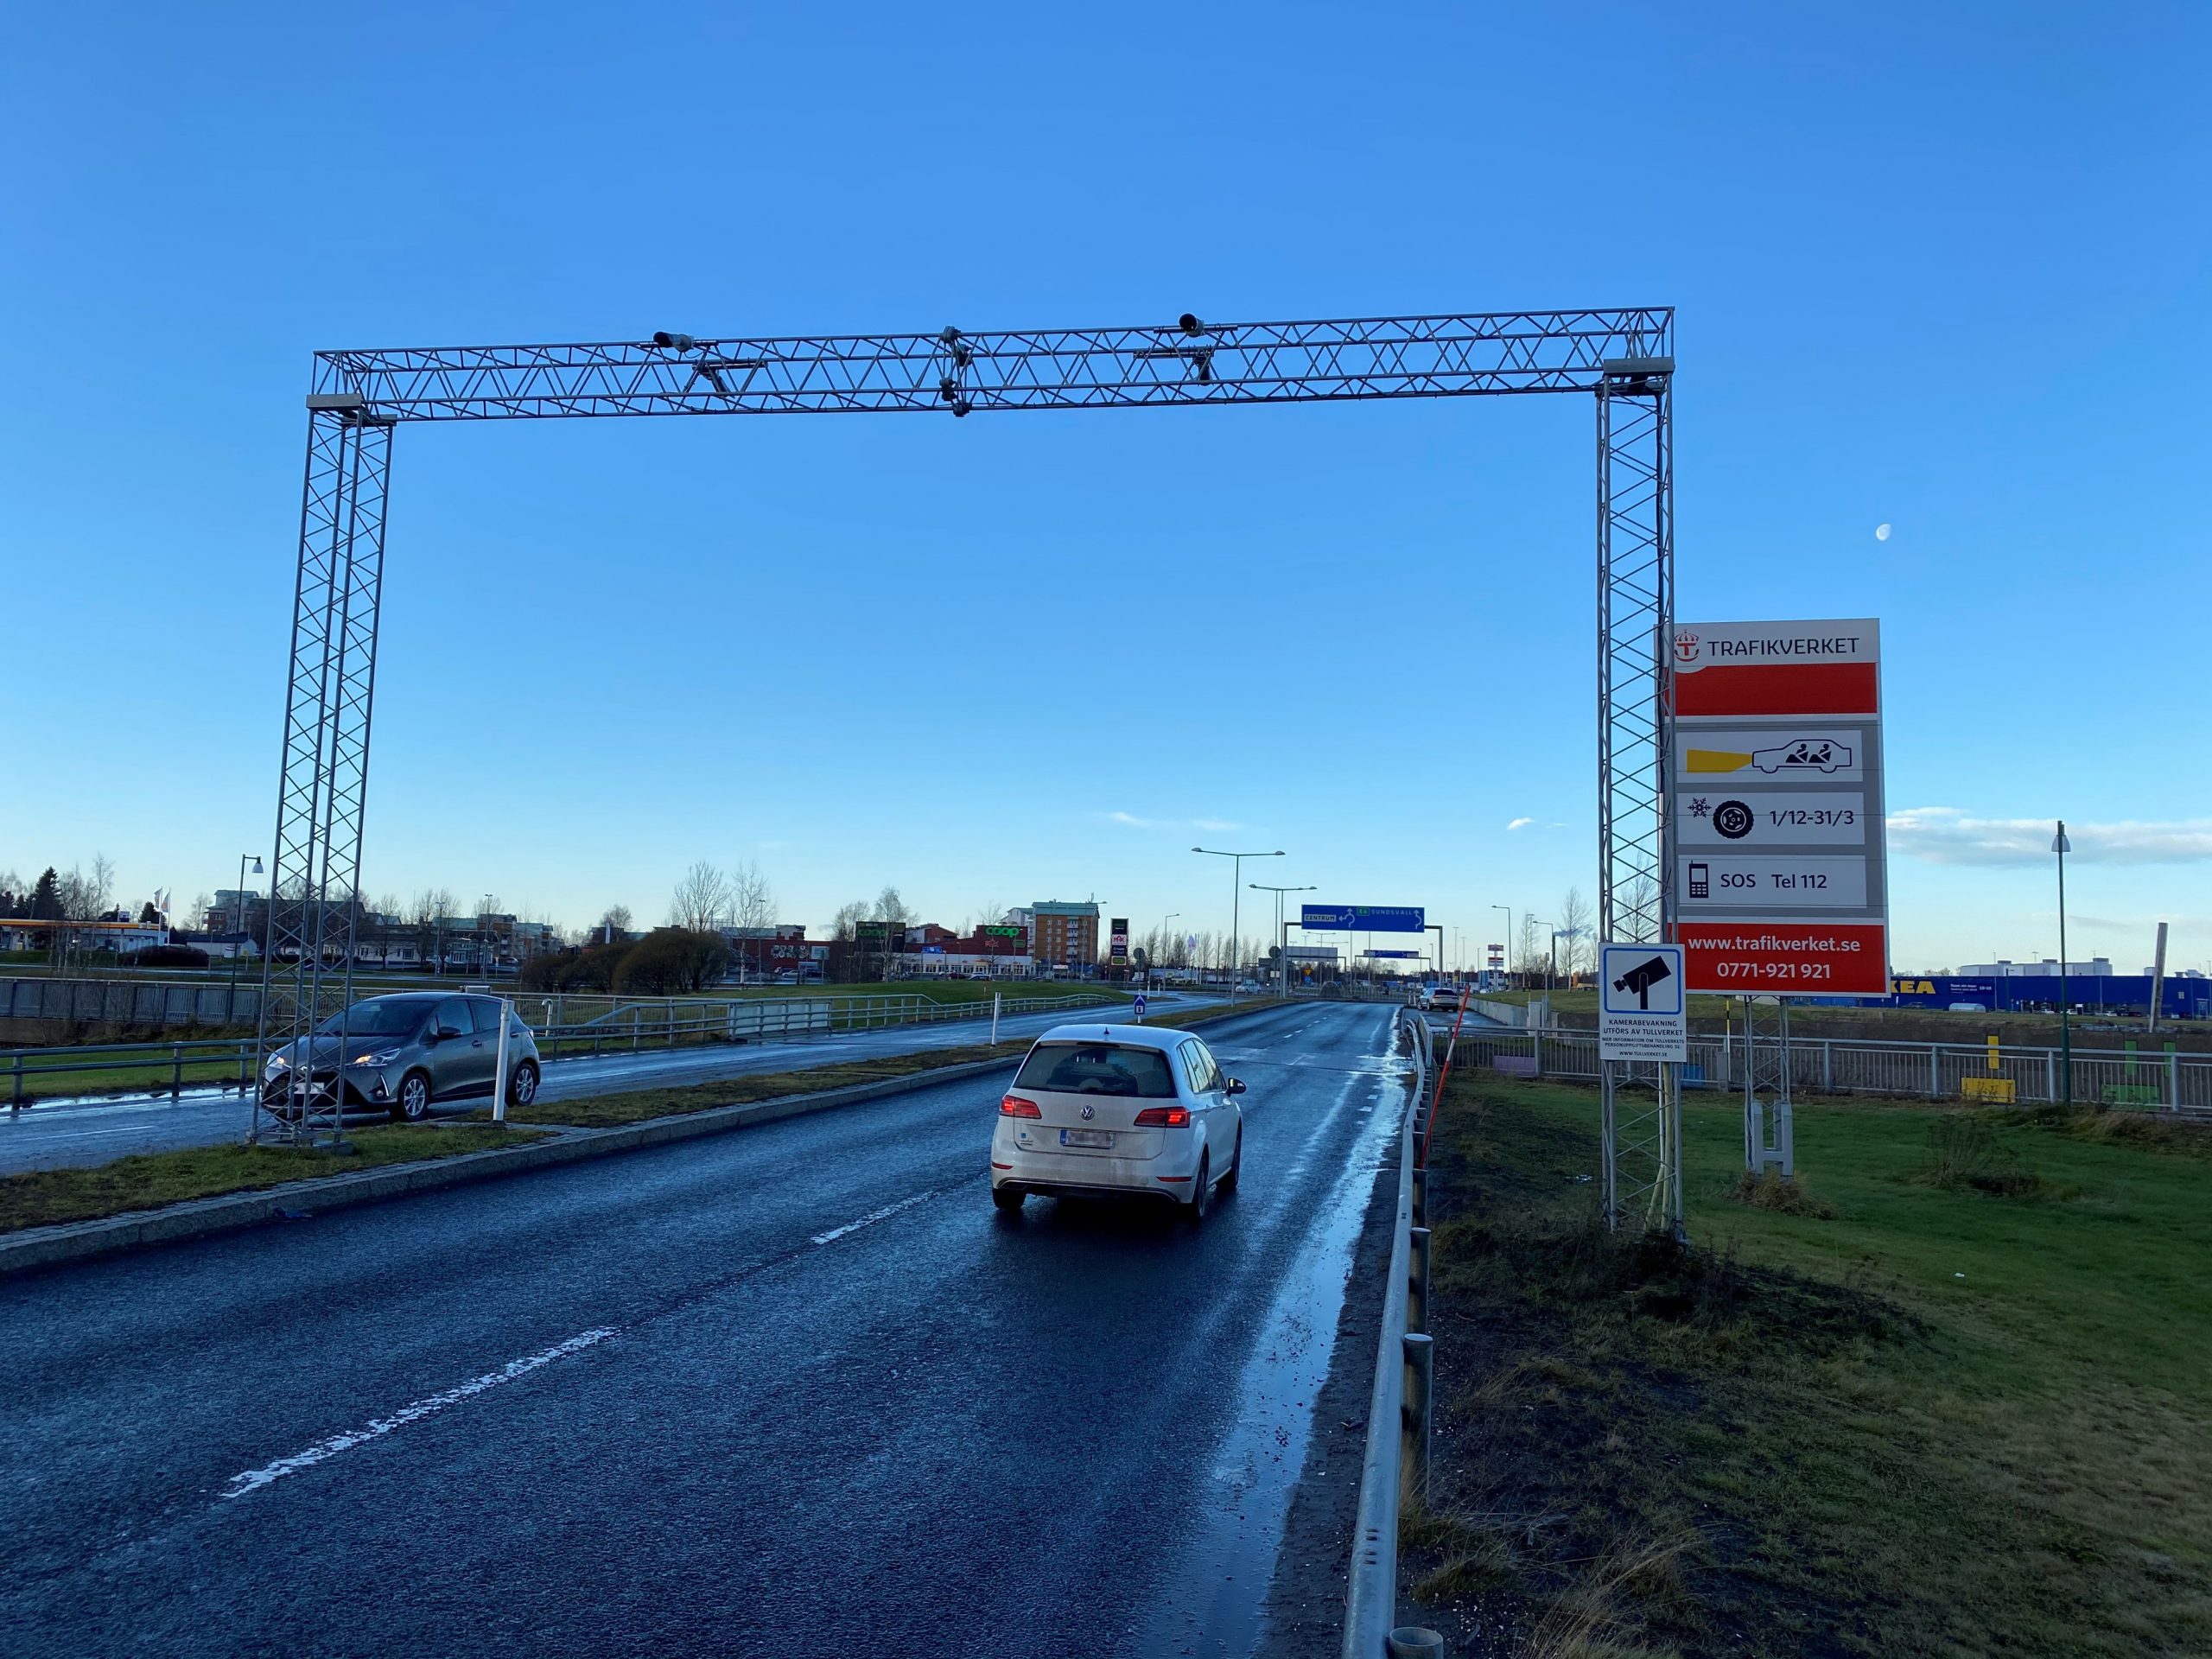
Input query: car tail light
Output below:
<box><xmin>1000</xmin><ymin>1095</ymin><xmax>1042</xmax><ymax>1118</ymax></box>
<box><xmin>1132</xmin><ymin>1105</ymin><xmax>1191</xmax><ymax>1128</ymax></box>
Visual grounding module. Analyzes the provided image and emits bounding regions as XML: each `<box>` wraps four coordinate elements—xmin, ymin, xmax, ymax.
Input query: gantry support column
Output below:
<box><xmin>251</xmin><ymin>397</ymin><xmax>393</xmax><ymax>1144</ymax></box>
<box><xmin>1596</xmin><ymin>359</ymin><xmax>1683</xmax><ymax>1238</ymax></box>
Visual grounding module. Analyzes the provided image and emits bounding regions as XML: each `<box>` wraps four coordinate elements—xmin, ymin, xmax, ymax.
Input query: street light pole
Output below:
<box><xmin>1250</xmin><ymin>882</ymin><xmax>1315</xmax><ymax>998</ymax></box>
<box><xmin>2053</xmin><ymin>821</ymin><xmax>2072</xmax><ymax>1108</ymax></box>
<box><xmin>1195</xmin><ymin>847</ymin><xmax>1283</xmax><ymax>1001</ymax></box>
<box><xmin>1161</xmin><ymin>913</ymin><xmax>1179</xmax><ymax>982</ymax></box>
<box><xmin>228</xmin><ymin>853</ymin><xmax>264</xmax><ymax>1017</ymax></box>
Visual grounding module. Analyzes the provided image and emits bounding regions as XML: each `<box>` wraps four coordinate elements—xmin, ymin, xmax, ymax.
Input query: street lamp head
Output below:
<box><xmin>250</xmin><ymin>856</ymin><xmax>264</xmax><ymax>874</ymax></box>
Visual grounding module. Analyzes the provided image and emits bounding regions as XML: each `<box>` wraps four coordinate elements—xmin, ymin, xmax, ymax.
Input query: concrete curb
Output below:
<box><xmin>0</xmin><ymin>999</ymin><xmax>1306</xmax><ymax>1280</ymax></box>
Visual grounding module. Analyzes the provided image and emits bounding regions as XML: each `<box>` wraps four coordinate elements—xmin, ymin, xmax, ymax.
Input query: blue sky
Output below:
<box><xmin>3</xmin><ymin>3</ymin><xmax>2208</xmax><ymax>973</ymax></box>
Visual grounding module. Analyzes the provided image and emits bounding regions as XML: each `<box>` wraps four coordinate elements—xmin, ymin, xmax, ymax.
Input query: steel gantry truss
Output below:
<box><xmin>255</xmin><ymin>309</ymin><xmax>1680</xmax><ymax>1230</ymax></box>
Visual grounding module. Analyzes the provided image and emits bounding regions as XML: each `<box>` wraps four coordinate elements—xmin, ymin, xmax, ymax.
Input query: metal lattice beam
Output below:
<box><xmin>308</xmin><ymin>310</ymin><xmax>1673</xmax><ymax>421</ymax></box>
<box><xmin>253</xmin><ymin>310</ymin><xmax>1675</xmax><ymax>1182</ymax></box>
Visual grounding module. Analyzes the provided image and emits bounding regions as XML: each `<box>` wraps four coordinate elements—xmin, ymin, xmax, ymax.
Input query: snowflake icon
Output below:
<box><xmin>1688</xmin><ymin>797</ymin><xmax>1710</xmax><ymax>818</ymax></box>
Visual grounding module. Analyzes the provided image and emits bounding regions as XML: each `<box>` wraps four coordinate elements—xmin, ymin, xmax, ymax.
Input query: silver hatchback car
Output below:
<box><xmin>261</xmin><ymin>993</ymin><xmax>542</xmax><ymax>1122</ymax></box>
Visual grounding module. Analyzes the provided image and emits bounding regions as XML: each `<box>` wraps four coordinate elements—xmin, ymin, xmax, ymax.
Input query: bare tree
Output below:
<box><xmin>1614</xmin><ymin>874</ymin><xmax>1661</xmax><ymax>944</ymax></box>
<box><xmin>728</xmin><ymin>859</ymin><xmax>776</xmax><ymax>930</ymax></box>
<box><xmin>829</xmin><ymin>900</ymin><xmax>872</xmax><ymax>942</ymax></box>
<box><xmin>1557</xmin><ymin>886</ymin><xmax>1594</xmax><ymax>981</ymax></box>
<box><xmin>670</xmin><ymin>861</ymin><xmax>732</xmax><ymax>933</ymax></box>
<box><xmin>1516</xmin><ymin>914</ymin><xmax>1548</xmax><ymax>983</ymax></box>
<box><xmin>874</xmin><ymin>887</ymin><xmax>914</xmax><ymax>980</ymax></box>
<box><xmin>969</xmin><ymin>899</ymin><xmax>1007</xmax><ymax>933</ymax></box>
<box><xmin>593</xmin><ymin>904</ymin><xmax>634</xmax><ymax>945</ymax></box>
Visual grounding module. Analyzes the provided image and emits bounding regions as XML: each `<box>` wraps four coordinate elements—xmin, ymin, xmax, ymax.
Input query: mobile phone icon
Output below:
<box><xmin>1688</xmin><ymin>861</ymin><xmax>1710</xmax><ymax>899</ymax></box>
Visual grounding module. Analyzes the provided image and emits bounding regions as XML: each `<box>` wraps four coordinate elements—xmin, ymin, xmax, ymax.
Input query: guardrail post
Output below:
<box><xmin>1822</xmin><ymin>1040</ymin><xmax>1834</xmax><ymax>1092</ymax></box>
<box><xmin>1400</xmin><ymin>1332</ymin><xmax>1433</xmax><ymax>1500</ymax></box>
<box><xmin>1408</xmin><ymin>1226</ymin><xmax>1431</xmax><ymax>1335</ymax></box>
<box><xmin>1412</xmin><ymin>1166</ymin><xmax>1427</xmax><ymax>1228</ymax></box>
<box><xmin>1929</xmin><ymin>1043</ymin><xmax>1940</xmax><ymax>1098</ymax></box>
<box><xmin>171</xmin><ymin>1042</ymin><xmax>183</xmax><ymax>1101</ymax></box>
<box><xmin>10</xmin><ymin>1052</ymin><xmax>21</xmax><ymax>1113</ymax></box>
<box><xmin>2171</xmin><ymin>1047</ymin><xmax>2182</xmax><ymax>1112</ymax></box>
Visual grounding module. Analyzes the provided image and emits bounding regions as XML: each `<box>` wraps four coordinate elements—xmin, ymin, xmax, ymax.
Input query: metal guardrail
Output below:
<box><xmin>1448</xmin><ymin>1022</ymin><xmax>2212</xmax><ymax>1112</ymax></box>
<box><xmin>1343</xmin><ymin>1008</ymin><xmax>1440</xmax><ymax>1657</ymax></box>
<box><xmin>3</xmin><ymin>988</ymin><xmax>1131</xmax><ymax>1109</ymax></box>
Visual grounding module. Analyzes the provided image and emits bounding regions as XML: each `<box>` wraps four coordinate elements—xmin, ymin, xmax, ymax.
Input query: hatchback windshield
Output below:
<box><xmin>1014</xmin><ymin>1042</ymin><xmax>1178</xmax><ymax>1098</ymax></box>
<box><xmin>315</xmin><ymin>999</ymin><xmax>434</xmax><ymax>1038</ymax></box>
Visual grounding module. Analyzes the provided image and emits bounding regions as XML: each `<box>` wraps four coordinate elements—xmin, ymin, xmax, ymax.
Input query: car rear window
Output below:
<box><xmin>1014</xmin><ymin>1042</ymin><xmax>1177</xmax><ymax>1098</ymax></box>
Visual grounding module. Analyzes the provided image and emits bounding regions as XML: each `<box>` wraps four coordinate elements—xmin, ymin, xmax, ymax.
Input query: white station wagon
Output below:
<box><xmin>990</xmin><ymin>1023</ymin><xmax>1245</xmax><ymax>1224</ymax></box>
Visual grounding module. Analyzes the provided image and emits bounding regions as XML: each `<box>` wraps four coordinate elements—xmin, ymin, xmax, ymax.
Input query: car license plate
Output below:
<box><xmin>1058</xmin><ymin>1128</ymin><xmax>1113</xmax><ymax>1149</ymax></box>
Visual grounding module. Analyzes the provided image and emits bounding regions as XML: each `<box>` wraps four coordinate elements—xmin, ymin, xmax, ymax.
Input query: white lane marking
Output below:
<box><xmin>810</xmin><ymin>1191</ymin><xmax>931</xmax><ymax>1246</ymax></box>
<box><xmin>218</xmin><ymin>1327</ymin><xmax>617</xmax><ymax>1501</ymax></box>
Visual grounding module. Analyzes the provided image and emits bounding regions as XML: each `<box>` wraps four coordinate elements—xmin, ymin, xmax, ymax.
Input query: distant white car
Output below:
<box><xmin>990</xmin><ymin>1023</ymin><xmax>1244</xmax><ymax>1225</ymax></box>
<box><xmin>1426</xmin><ymin>984</ymin><xmax>1464</xmax><ymax>1013</ymax></box>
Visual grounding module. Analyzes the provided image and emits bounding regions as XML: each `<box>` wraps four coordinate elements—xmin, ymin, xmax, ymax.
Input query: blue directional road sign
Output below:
<box><xmin>1133</xmin><ymin>995</ymin><xmax>1147</xmax><ymax>1018</ymax></box>
<box><xmin>1301</xmin><ymin>905</ymin><xmax>1426</xmax><ymax>933</ymax></box>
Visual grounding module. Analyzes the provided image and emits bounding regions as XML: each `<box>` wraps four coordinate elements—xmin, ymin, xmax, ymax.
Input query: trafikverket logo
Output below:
<box><xmin>1674</xmin><ymin>631</ymin><xmax>1700</xmax><ymax>664</ymax></box>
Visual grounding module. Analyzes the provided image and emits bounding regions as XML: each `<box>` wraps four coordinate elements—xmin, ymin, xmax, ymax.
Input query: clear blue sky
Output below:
<box><xmin>4</xmin><ymin>3</ymin><xmax>2208</xmax><ymax>973</ymax></box>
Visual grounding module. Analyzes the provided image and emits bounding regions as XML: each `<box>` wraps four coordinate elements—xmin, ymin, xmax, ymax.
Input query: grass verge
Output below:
<box><xmin>0</xmin><ymin>1122</ymin><xmax>548</xmax><ymax>1236</ymax></box>
<box><xmin>1402</xmin><ymin>1071</ymin><xmax>2212</xmax><ymax>1657</ymax></box>
<box><xmin>516</xmin><ymin>998</ymin><xmax>1261</xmax><ymax>1128</ymax></box>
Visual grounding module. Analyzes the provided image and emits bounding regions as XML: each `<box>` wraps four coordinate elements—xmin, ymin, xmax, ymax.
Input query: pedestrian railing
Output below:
<box><xmin>1451</xmin><ymin>1023</ymin><xmax>2212</xmax><ymax>1113</ymax></box>
<box><xmin>3</xmin><ymin>988</ymin><xmax>1131</xmax><ymax>1109</ymax></box>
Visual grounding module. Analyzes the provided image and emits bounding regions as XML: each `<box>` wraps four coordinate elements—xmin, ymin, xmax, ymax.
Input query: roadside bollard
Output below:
<box><xmin>1400</xmin><ymin>1332</ymin><xmax>1433</xmax><ymax>1499</ymax></box>
<box><xmin>1408</xmin><ymin>1226</ymin><xmax>1431</xmax><ymax>1336</ymax></box>
<box><xmin>1411</xmin><ymin>1166</ymin><xmax>1427</xmax><ymax>1228</ymax></box>
<box><xmin>1388</xmin><ymin>1628</ymin><xmax>1446</xmax><ymax>1657</ymax></box>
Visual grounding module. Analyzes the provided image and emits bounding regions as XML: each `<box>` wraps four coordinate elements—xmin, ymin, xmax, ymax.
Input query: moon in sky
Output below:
<box><xmin>1875</xmin><ymin>523</ymin><xmax>1892</xmax><ymax>541</ymax></box>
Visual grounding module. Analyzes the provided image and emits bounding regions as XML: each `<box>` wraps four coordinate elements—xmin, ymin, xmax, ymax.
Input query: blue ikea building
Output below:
<box><xmin>1878</xmin><ymin>976</ymin><xmax>2211</xmax><ymax>1020</ymax></box>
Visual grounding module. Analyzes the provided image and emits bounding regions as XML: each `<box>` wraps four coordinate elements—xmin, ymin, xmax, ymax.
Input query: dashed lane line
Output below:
<box><xmin>219</xmin><ymin>1327</ymin><xmax>619</xmax><ymax>1501</ymax></box>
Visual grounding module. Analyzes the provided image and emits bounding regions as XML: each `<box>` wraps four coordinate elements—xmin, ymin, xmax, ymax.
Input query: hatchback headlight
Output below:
<box><xmin>350</xmin><ymin>1049</ymin><xmax>401</xmax><ymax>1067</ymax></box>
<box><xmin>264</xmin><ymin>1053</ymin><xmax>290</xmax><ymax>1075</ymax></box>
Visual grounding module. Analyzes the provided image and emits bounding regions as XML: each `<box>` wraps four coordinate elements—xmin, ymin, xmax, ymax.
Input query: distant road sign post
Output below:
<box><xmin>1133</xmin><ymin>994</ymin><xmax>1147</xmax><ymax>1021</ymax></box>
<box><xmin>1599</xmin><ymin>944</ymin><xmax>1688</xmax><ymax>1063</ymax></box>
<box><xmin>1300</xmin><ymin>905</ymin><xmax>1425</xmax><ymax>933</ymax></box>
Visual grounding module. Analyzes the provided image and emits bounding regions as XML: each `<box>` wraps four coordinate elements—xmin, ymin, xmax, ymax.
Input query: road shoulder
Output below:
<box><xmin>1257</xmin><ymin>1136</ymin><xmax>1395</xmax><ymax>1656</ymax></box>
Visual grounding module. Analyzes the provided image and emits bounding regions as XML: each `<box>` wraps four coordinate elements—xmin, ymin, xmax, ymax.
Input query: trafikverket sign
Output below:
<box><xmin>1672</xmin><ymin>618</ymin><xmax>1888</xmax><ymax>996</ymax></box>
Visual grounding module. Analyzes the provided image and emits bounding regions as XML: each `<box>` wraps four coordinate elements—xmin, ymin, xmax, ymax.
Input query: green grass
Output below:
<box><xmin>1402</xmin><ymin>1071</ymin><xmax>2212</xmax><ymax>1656</ymax></box>
<box><xmin>0</xmin><ymin>1122</ymin><xmax>548</xmax><ymax>1235</ymax></box>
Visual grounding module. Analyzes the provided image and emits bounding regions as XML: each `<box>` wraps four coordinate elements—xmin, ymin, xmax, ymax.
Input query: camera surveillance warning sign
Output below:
<box><xmin>1599</xmin><ymin>942</ymin><xmax>1688</xmax><ymax>1062</ymax></box>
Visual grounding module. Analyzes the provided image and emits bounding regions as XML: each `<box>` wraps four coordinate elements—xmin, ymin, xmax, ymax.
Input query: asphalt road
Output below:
<box><xmin>0</xmin><ymin>992</ymin><xmax>1207</xmax><ymax>1175</ymax></box>
<box><xmin>0</xmin><ymin>1001</ymin><xmax>1406</xmax><ymax>1657</ymax></box>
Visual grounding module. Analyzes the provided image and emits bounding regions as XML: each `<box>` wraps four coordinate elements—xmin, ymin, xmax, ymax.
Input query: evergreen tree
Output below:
<box><xmin>29</xmin><ymin>868</ymin><xmax>61</xmax><ymax>920</ymax></box>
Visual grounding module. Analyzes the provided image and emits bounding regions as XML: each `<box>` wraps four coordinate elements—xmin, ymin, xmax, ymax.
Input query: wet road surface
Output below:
<box><xmin>0</xmin><ymin>1001</ymin><xmax>1405</xmax><ymax>1657</ymax></box>
<box><xmin>0</xmin><ymin>992</ymin><xmax>1205</xmax><ymax>1175</ymax></box>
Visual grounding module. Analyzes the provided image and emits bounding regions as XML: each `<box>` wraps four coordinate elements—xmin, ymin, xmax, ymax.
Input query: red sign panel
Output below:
<box><xmin>1677</xmin><ymin>922</ymin><xmax>1889</xmax><ymax>997</ymax></box>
